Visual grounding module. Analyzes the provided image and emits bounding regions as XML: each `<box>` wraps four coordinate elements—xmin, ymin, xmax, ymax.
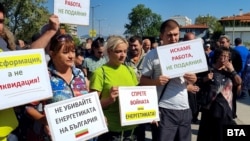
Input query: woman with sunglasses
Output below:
<box><xmin>90</xmin><ymin>36</ymin><xmax>138</xmax><ymax>141</ymax></box>
<box><xmin>25</xmin><ymin>34</ymin><xmax>96</xmax><ymax>141</ymax></box>
<box><xmin>83</xmin><ymin>37</ymin><xmax>107</xmax><ymax>80</ymax></box>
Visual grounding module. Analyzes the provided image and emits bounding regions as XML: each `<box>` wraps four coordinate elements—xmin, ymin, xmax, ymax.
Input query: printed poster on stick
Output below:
<box><xmin>157</xmin><ymin>38</ymin><xmax>208</xmax><ymax>78</ymax></box>
<box><xmin>119</xmin><ymin>86</ymin><xmax>160</xmax><ymax>126</ymax></box>
<box><xmin>54</xmin><ymin>0</ymin><xmax>90</xmax><ymax>25</ymax></box>
<box><xmin>0</xmin><ymin>49</ymin><xmax>52</xmax><ymax>110</ymax></box>
<box><xmin>44</xmin><ymin>92</ymin><xmax>108</xmax><ymax>141</ymax></box>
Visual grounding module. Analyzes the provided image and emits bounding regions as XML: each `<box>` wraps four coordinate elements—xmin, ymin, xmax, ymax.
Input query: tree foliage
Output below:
<box><xmin>1</xmin><ymin>0</ymin><xmax>50</xmax><ymax>42</ymax></box>
<box><xmin>195</xmin><ymin>15</ymin><xmax>223</xmax><ymax>40</ymax></box>
<box><xmin>124</xmin><ymin>4</ymin><xmax>162</xmax><ymax>37</ymax></box>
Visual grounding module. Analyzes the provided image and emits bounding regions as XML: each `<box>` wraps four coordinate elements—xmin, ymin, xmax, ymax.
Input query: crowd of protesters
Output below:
<box><xmin>1</xmin><ymin>2</ymin><xmax>250</xmax><ymax>141</ymax></box>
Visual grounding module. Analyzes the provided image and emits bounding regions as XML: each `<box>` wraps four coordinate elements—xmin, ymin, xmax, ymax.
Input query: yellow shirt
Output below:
<box><xmin>0</xmin><ymin>108</ymin><xmax>18</xmax><ymax>141</ymax></box>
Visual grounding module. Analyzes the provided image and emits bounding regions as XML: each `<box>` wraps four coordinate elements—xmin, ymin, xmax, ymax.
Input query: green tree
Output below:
<box><xmin>124</xmin><ymin>4</ymin><xmax>162</xmax><ymax>37</ymax></box>
<box><xmin>1</xmin><ymin>0</ymin><xmax>50</xmax><ymax>42</ymax></box>
<box><xmin>195</xmin><ymin>15</ymin><xmax>223</xmax><ymax>41</ymax></box>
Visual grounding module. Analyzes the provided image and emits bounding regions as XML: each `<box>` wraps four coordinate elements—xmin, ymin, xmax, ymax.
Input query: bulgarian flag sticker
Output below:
<box><xmin>75</xmin><ymin>128</ymin><xmax>89</xmax><ymax>138</ymax></box>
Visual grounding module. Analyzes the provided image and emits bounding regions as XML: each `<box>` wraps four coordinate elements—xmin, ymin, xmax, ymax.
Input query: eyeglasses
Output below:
<box><xmin>220</xmin><ymin>55</ymin><xmax>229</xmax><ymax>58</ymax></box>
<box><xmin>97</xmin><ymin>51</ymin><xmax>103</xmax><ymax>54</ymax></box>
<box><xmin>0</xmin><ymin>19</ymin><xmax>5</xmax><ymax>24</ymax></box>
<box><xmin>56</xmin><ymin>34</ymin><xmax>73</xmax><ymax>42</ymax></box>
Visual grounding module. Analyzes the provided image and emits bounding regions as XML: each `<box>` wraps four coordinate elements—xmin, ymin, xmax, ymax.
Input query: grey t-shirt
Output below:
<box><xmin>141</xmin><ymin>48</ymin><xmax>189</xmax><ymax>110</ymax></box>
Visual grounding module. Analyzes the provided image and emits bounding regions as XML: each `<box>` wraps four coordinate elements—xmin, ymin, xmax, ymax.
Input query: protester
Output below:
<box><xmin>0</xmin><ymin>3</ymin><xmax>60</xmax><ymax>141</ymax></box>
<box><xmin>218</xmin><ymin>35</ymin><xmax>242</xmax><ymax>119</ymax></box>
<box><xmin>142</xmin><ymin>38</ymin><xmax>151</xmax><ymax>53</ymax></box>
<box><xmin>0</xmin><ymin>3</ymin><xmax>18</xmax><ymax>141</ymax></box>
<box><xmin>74</xmin><ymin>46</ymin><xmax>85</xmax><ymax>72</ymax></box>
<box><xmin>140</xmin><ymin>19</ymin><xmax>197</xmax><ymax>141</ymax></box>
<box><xmin>151</xmin><ymin>42</ymin><xmax>158</xmax><ymax>49</ymax></box>
<box><xmin>183</xmin><ymin>32</ymin><xmax>195</xmax><ymax>41</ymax></box>
<box><xmin>90</xmin><ymin>35</ymin><xmax>138</xmax><ymax>141</ymax></box>
<box><xmin>234</xmin><ymin>37</ymin><xmax>249</xmax><ymax>98</ymax></box>
<box><xmin>125</xmin><ymin>35</ymin><xmax>155</xmax><ymax>141</ymax></box>
<box><xmin>241</xmin><ymin>51</ymin><xmax>250</xmax><ymax>97</ymax></box>
<box><xmin>234</xmin><ymin>37</ymin><xmax>248</xmax><ymax>76</ymax></box>
<box><xmin>83</xmin><ymin>38</ymin><xmax>93</xmax><ymax>58</ymax></box>
<box><xmin>82</xmin><ymin>37</ymin><xmax>107</xmax><ymax>80</ymax></box>
<box><xmin>183</xmin><ymin>32</ymin><xmax>201</xmax><ymax>123</ymax></box>
<box><xmin>197</xmin><ymin>47</ymin><xmax>242</xmax><ymax>141</ymax></box>
<box><xmin>125</xmin><ymin>35</ymin><xmax>146</xmax><ymax>81</ymax></box>
<box><xmin>25</xmin><ymin>33</ymin><xmax>92</xmax><ymax>141</ymax></box>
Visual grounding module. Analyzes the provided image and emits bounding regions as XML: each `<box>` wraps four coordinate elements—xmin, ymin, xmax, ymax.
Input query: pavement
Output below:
<box><xmin>145</xmin><ymin>94</ymin><xmax>250</xmax><ymax>141</ymax></box>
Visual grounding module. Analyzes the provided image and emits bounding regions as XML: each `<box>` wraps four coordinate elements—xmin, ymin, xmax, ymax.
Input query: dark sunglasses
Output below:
<box><xmin>97</xmin><ymin>51</ymin><xmax>103</xmax><ymax>54</ymax></box>
<box><xmin>56</xmin><ymin>34</ymin><xmax>73</xmax><ymax>42</ymax></box>
<box><xmin>0</xmin><ymin>19</ymin><xmax>5</xmax><ymax>24</ymax></box>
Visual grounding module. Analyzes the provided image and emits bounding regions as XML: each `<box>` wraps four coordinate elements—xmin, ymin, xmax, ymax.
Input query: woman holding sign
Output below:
<box><xmin>90</xmin><ymin>35</ymin><xmax>139</xmax><ymax>141</ymax></box>
<box><xmin>25</xmin><ymin>33</ymin><xmax>93</xmax><ymax>141</ymax></box>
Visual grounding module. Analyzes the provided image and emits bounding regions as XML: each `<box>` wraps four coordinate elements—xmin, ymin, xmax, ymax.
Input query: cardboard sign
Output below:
<box><xmin>44</xmin><ymin>92</ymin><xmax>108</xmax><ymax>141</ymax></box>
<box><xmin>157</xmin><ymin>38</ymin><xmax>208</xmax><ymax>78</ymax></box>
<box><xmin>0</xmin><ymin>49</ymin><xmax>52</xmax><ymax>110</ymax></box>
<box><xmin>118</xmin><ymin>86</ymin><xmax>160</xmax><ymax>126</ymax></box>
<box><xmin>54</xmin><ymin>0</ymin><xmax>90</xmax><ymax>25</ymax></box>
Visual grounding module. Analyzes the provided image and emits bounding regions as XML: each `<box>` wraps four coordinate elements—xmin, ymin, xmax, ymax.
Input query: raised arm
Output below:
<box><xmin>30</xmin><ymin>14</ymin><xmax>60</xmax><ymax>49</ymax></box>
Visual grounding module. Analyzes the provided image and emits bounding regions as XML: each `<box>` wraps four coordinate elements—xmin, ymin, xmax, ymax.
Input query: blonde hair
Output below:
<box><xmin>105</xmin><ymin>35</ymin><xmax>128</xmax><ymax>51</ymax></box>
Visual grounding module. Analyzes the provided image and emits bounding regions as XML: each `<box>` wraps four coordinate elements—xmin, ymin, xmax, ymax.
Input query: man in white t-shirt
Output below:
<box><xmin>140</xmin><ymin>19</ymin><xmax>197</xmax><ymax>141</ymax></box>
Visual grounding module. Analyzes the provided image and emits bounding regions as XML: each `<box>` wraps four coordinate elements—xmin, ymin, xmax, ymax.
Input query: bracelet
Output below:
<box><xmin>231</xmin><ymin>70</ymin><xmax>237</xmax><ymax>78</ymax></box>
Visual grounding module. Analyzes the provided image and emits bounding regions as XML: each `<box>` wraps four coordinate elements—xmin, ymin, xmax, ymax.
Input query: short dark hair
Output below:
<box><xmin>75</xmin><ymin>46</ymin><xmax>84</xmax><ymax>57</ymax></box>
<box><xmin>90</xmin><ymin>37</ymin><xmax>104</xmax><ymax>55</ymax></box>
<box><xmin>0</xmin><ymin>3</ymin><xmax>5</xmax><ymax>16</ymax></box>
<box><xmin>213</xmin><ymin>47</ymin><xmax>231</xmax><ymax>64</ymax></box>
<box><xmin>128</xmin><ymin>35</ymin><xmax>142</xmax><ymax>45</ymax></box>
<box><xmin>234</xmin><ymin>38</ymin><xmax>242</xmax><ymax>46</ymax></box>
<box><xmin>91</xmin><ymin>37</ymin><xmax>104</xmax><ymax>49</ymax></box>
<box><xmin>160</xmin><ymin>19</ymin><xmax>180</xmax><ymax>34</ymax></box>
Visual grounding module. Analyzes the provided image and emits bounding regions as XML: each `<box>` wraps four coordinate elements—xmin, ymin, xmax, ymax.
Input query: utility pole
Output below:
<box><xmin>97</xmin><ymin>19</ymin><xmax>106</xmax><ymax>37</ymax></box>
<box><xmin>91</xmin><ymin>4</ymin><xmax>101</xmax><ymax>39</ymax></box>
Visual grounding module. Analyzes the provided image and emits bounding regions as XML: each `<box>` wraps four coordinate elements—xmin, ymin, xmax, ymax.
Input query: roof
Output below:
<box><xmin>180</xmin><ymin>24</ymin><xmax>208</xmax><ymax>29</ymax></box>
<box><xmin>219</xmin><ymin>12</ymin><xmax>250</xmax><ymax>22</ymax></box>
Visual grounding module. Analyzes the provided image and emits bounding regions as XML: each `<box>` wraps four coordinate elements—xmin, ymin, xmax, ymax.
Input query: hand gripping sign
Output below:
<box><xmin>118</xmin><ymin>86</ymin><xmax>160</xmax><ymax>126</ymax></box>
<box><xmin>157</xmin><ymin>38</ymin><xmax>208</xmax><ymax>78</ymax></box>
<box><xmin>0</xmin><ymin>49</ymin><xmax>52</xmax><ymax>110</ymax></box>
<box><xmin>44</xmin><ymin>92</ymin><xmax>108</xmax><ymax>141</ymax></box>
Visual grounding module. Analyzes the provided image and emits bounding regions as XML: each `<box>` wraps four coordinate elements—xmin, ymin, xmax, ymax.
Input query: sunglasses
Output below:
<box><xmin>56</xmin><ymin>34</ymin><xmax>73</xmax><ymax>42</ymax></box>
<box><xmin>0</xmin><ymin>19</ymin><xmax>5</xmax><ymax>24</ymax></box>
<box><xmin>97</xmin><ymin>51</ymin><xmax>103</xmax><ymax>54</ymax></box>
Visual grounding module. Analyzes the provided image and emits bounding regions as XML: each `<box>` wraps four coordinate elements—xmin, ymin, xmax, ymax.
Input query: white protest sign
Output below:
<box><xmin>157</xmin><ymin>38</ymin><xmax>208</xmax><ymax>78</ymax></box>
<box><xmin>44</xmin><ymin>92</ymin><xmax>108</xmax><ymax>141</ymax></box>
<box><xmin>0</xmin><ymin>49</ymin><xmax>52</xmax><ymax>110</ymax></box>
<box><xmin>118</xmin><ymin>86</ymin><xmax>160</xmax><ymax>126</ymax></box>
<box><xmin>54</xmin><ymin>0</ymin><xmax>90</xmax><ymax>25</ymax></box>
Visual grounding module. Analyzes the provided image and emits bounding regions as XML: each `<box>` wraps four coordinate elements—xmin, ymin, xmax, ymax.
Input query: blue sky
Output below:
<box><xmin>45</xmin><ymin>0</ymin><xmax>250</xmax><ymax>37</ymax></box>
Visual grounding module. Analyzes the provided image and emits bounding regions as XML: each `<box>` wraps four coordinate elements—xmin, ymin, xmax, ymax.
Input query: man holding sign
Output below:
<box><xmin>140</xmin><ymin>19</ymin><xmax>197</xmax><ymax>141</ymax></box>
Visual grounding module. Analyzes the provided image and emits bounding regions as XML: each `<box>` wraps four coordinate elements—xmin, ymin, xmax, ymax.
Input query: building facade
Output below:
<box><xmin>219</xmin><ymin>12</ymin><xmax>250</xmax><ymax>45</ymax></box>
